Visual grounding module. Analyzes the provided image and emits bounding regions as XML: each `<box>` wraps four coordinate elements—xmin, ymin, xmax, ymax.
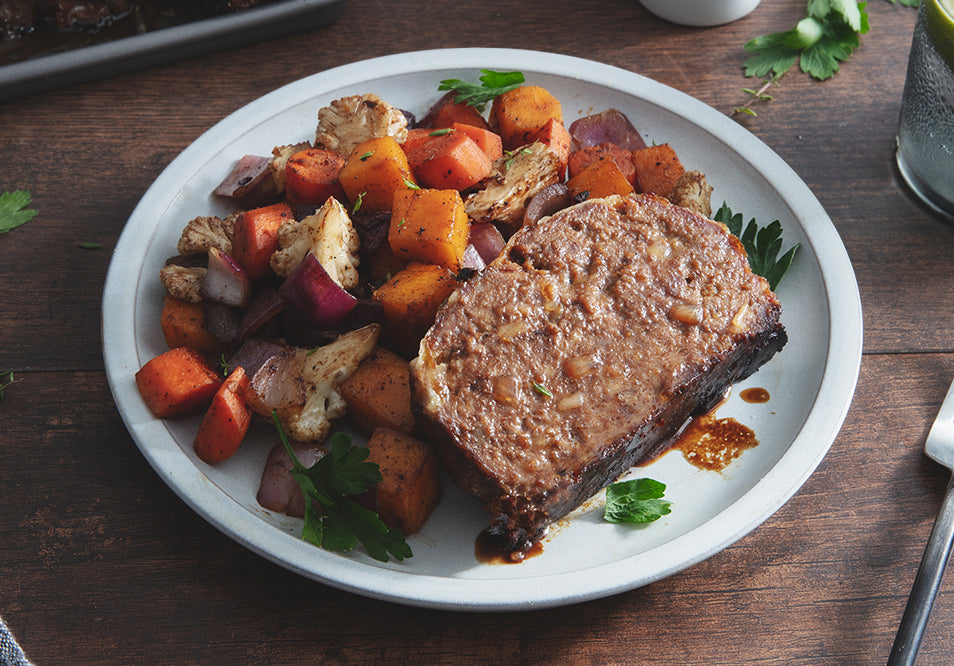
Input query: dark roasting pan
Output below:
<box><xmin>0</xmin><ymin>0</ymin><xmax>347</xmax><ymax>101</ymax></box>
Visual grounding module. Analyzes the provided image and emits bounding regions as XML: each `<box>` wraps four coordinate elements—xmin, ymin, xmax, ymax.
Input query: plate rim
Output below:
<box><xmin>102</xmin><ymin>47</ymin><xmax>863</xmax><ymax>611</ymax></box>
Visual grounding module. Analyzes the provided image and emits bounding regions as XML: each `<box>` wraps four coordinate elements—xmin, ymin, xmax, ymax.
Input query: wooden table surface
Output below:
<box><xmin>2</xmin><ymin>0</ymin><xmax>953</xmax><ymax>663</ymax></box>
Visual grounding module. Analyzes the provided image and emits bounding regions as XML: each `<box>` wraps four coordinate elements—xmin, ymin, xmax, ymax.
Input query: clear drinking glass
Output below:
<box><xmin>896</xmin><ymin>0</ymin><xmax>954</xmax><ymax>222</ymax></box>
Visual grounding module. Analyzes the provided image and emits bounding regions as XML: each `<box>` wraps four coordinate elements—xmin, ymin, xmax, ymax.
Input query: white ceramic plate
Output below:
<box><xmin>102</xmin><ymin>48</ymin><xmax>862</xmax><ymax>611</ymax></box>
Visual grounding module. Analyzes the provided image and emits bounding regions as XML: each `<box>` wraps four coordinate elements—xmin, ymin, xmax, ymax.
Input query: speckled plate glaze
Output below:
<box><xmin>103</xmin><ymin>48</ymin><xmax>862</xmax><ymax>611</ymax></box>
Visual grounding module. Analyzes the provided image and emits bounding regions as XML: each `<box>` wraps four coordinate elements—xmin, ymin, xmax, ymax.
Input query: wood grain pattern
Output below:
<box><xmin>1</xmin><ymin>0</ymin><xmax>953</xmax><ymax>662</ymax></box>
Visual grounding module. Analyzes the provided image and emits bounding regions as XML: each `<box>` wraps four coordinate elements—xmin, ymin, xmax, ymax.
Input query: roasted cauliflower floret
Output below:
<box><xmin>270</xmin><ymin>197</ymin><xmax>360</xmax><ymax>288</ymax></box>
<box><xmin>667</xmin><ymin>170</ymin><xmax>713</xmax><ymax>217</ymax></box>
<box><xmin>176</xmin><ymin>212</ymin><xmax>239</xmax><ymax>256</ymax></box>
<box><xmin>314</xmin><ymin>94</ymin><xmax>409</xmax><ymax>158</ymax></box>
<box><xmin>464</xmin><ymin>142</ymin><xmax>561</xmax><ymax>231</ymax></box>
<box><xmin>159</xmin><ymin>264</ymin><xmax>206</xmax><ymax>303</ymax></box>
<box><xmin>251</xmin><ymin>325</ymin><xmax>380</xmax><ymax>443</ymax></box>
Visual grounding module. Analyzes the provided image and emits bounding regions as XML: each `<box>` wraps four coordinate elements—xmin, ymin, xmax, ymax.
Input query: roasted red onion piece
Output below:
<box><xmin>461</xmin><ymin>243</ymin><xmax>486</xmax><ymax>272</ymax></box>
<box><xmin>353</xmin><ymin>211</ymin><xmax>392</xmax><ymax>253</ymax></box>
<box><xmin>468</xmin><ymin>223</ymin><xmax>507</xmax><ymax>265</ymax></box>
<box><xmin>203</xmin><ymin>302</ymin><xmax>241</xmax><ymax>344</ymax></box>
<box><xmin>237</xmin><ymin>285</ymin><xmax>284</xmax><ymax>341</ymax></box>
<box><xmin>247</xmin><ymin>348</ymin><xmax>302</xmax><ymax>417</ymax></box>
<box><xmin>568</xmin><ymin>109</ymin><xmax>647</xmax><ymax>151</ymax></box>
<box><xmin>256</xmin><ymin>442</ymin><xmax>328</xmax><ymax>517</ymax></box>
<box><xmin>278</xmin><ymin>252</ymin><xmax>357</xmax><ymax>328</ymax></box>
<box><xmin>523</xmin><ymin>183</ymin><xmax>574</xmax><ymax>227</ymax></box>
<box><xmin>226</xmin><ymin>338</ymin><xmax>290</xmax><ymax>378</ymax></box>
<box><xmin>201</xmin><ymin>247</ymin><xmax>251</xmax><ymax>308</ymax></box>
<box><xmin>213</xmin><ymin>154</ymin><xmax>271</xmax><ymax>198</ymax></box>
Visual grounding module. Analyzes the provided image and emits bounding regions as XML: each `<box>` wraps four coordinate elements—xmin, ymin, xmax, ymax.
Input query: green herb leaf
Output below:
<box><xmin>438</xmin><ymin>70</ymin><xmax>525</xmax><ymax>111</ymax></box>
<box><xmin>402</xmin><ymin>177</ymin><xmax>420</xmax><ymax>190</ymax></box>
<box><xmin>0</xmin><ymin>370</ymin><xmax>18</xmax><ymax>399</ymax></box>
<box><xmin>714</xmin><ymin>202</ymin><xmax>800</xmax><ymax>290</ymax></box>
<box><xmin>429</xmin><ymin>128</ymin><xmax>454</xmax><ymax>136</ymax></box>
<box><xmin>531</xmin><ymin>381</ymin><xmax>552</xmax><ymax>398</ymax></box>
<box><xmin>743</xmin><ymin>1</ymin><xmax>869</xmax><ymax>81</ymax></box>
<box><xmin>272</xmin><ymin>413</ymin><xmax>412</xmax><ymax>562</ymax></box>
<box><xmin>358</xmin><ymin>151</ymin><xmax>374</xmax><ymax>161</ymax></box>
<box><xmin>0</xmin><ymin>190</ymin><xmax>38</xmax><ymax>234</ymax></box>
<box><xmin>604</xmin><ymin>478</ymin><xmax>672</xmax><ymax>524</ymax></box>
<box><xmin>352</xmin><ymin>191</ymin><xmax>366</xmax><ymax>214</ymax></box>
<box><xmin>76</xmin><ymin>241</ymin><xmax>102</xmax><ymax>249</ymax></box>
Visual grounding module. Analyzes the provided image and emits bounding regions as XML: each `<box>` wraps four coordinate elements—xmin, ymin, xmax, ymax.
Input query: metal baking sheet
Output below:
<box><xmin>0</xmin><ymin>0</ymin><xmax>347</xmax><ymax>101</ymax></box>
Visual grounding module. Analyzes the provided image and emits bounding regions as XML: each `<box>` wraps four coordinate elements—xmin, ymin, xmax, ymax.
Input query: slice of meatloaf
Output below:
<box><xmin>409</xmin><ymin>193</ymin><xmax>787</xmax><ymax>558</ymax></box>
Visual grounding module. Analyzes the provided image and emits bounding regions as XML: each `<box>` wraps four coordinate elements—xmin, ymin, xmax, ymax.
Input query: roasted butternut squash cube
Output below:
<box><xmin>366</xmin><ymin>427</ymin><xmax>441</xmax><ymax>535</ymax></box>
<box><xmin>566</xmin><ymin>157</ymin><xmax>635</xmax><ymax>200</ymax></box>
<box><xmin>389</xmin><ymin>188</ymin><xmax>470</xmax><ymax>270</ymax></box>
<box><xmin>372</xmin><ymin>262</ymin><xmax>457</xmax><ymax>357</ymax></box>
<box><xmin>340</xmin><ymin>346</ymin><xmax>417</xmax><ymax>436</ymax></box>
<box><xmin>631</xmin><ymin>143</ymin><xmax>685</xmax><ymax>196</ymax></box>
<box><xmin>338</xmin><ymin>136</ymin><xmax>417</xmax><ymax>213</ymax></box>
<box><xmin>489</xmin><ymin>85</ymin><xmax>563</xmax><ymax>150</ymax></box>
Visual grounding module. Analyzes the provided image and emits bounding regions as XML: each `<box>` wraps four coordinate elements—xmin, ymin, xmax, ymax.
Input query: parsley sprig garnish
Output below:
<box><xmin>714</xmin><ymin>202</ymin><xmax>800</xmax><ymax>291</ymax></box>
<box><xmin>272</xmin><ymin>412</ymin><xmax>412</xmax><ymax>563</ymax></box>
<box><xmin>736</xmin><ymin>1</ymin><xmax>916</xmax><ymax>116</ymax></box>
<box><xmin>743</xmin><ymin>0</ymin><xmax>870</xmax><ymax>81</ymax></box>
<box><xmin>438</xmin><ymin>70</ymin><xmax>525</xmax><ymax>111</ymax></box>
<box><xmin>0</xmin><ymin>190</ymin><xmax>38</xmax><ymax>234</ymax></box>
<box><xmin>604</xmin><ymin>478</ymin><xmax>672</xmax><ymax>524</ymax></box>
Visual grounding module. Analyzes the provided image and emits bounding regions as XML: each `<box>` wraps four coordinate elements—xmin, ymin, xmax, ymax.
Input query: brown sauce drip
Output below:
<box><xmin>740</xmin><ymin>387</ymin><xmax>771</xmax><ymax>404</ymax></box>
<box><xmin>474</xmin><ymin>528</ymin><xmax>544</xmax><ymax>565</ymax></box>
<box><xmin>675</xmin><ymin>412</ymin><xmax>758</xmax><ymax>471</ymax></box>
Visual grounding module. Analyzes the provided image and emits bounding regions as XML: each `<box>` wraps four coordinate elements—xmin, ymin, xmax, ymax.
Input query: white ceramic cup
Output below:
<box><xmin>638</xmin><ymin>0</ymin><xmax>762</xmax><ymax>27</ymax></box>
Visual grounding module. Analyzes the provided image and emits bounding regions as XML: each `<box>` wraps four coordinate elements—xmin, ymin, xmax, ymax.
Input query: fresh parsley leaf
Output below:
<box><xmin>438</xmin><ymin>70</ymin><xmax>525</xmax><ymax>111</ymax></box>
<box><xmin>0</xmin><ymin>190</ymin><xmax>38</xmax><ymax>234</ymax></box>
<box><xmin>273</xmin><ymin>413</ymin><xmax>412</xmax><ymax>562</ymax></box>
<box><xmin>743</xmin><ymin>1</ymin><xmax>870</xmax><ymax>81</ymax></box>
<box><xmin>714</xmin><ymin>202</ymin><xmax>800</xmax><ymax>290</ymax></box>
<box><xmin>604</xmin><ymin>478</ymin><xmax>672</xmax><ymax>524</ymax></box>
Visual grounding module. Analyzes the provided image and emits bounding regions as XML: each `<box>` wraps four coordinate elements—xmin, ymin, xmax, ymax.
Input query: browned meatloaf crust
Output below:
<box><xmin>410</xmin><ymin>193</ymin><xmax>787</xmax><ymax>556</ymax></box>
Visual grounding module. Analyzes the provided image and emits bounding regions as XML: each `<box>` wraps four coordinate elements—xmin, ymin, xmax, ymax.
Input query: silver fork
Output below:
<box><xmin>889</xmin><ymin>377</ymin><xmax>954</xmax><ymax>665</ymax></box>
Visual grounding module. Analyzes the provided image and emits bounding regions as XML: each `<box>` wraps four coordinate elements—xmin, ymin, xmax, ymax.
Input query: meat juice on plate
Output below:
<box><xmin>896</xmin><ymin>0</ymin><xmax>954</xmax><ymax>221</ymax></box>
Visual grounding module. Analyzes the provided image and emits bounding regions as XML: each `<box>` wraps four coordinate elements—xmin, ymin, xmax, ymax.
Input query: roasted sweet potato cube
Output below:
<box><xmin>366</xmin><ymin>428</ymin><xmax>441</xmax><ymax>535</ymax></box>
<box><xmin>135</xmin><ymin>347</ymin><xmax>222</xmax><ymax>419</ymax></box>
<box><xmin>340</xmin><ymin>346</ymin><xmax>417</xmax><ymax>436</ymax></box>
